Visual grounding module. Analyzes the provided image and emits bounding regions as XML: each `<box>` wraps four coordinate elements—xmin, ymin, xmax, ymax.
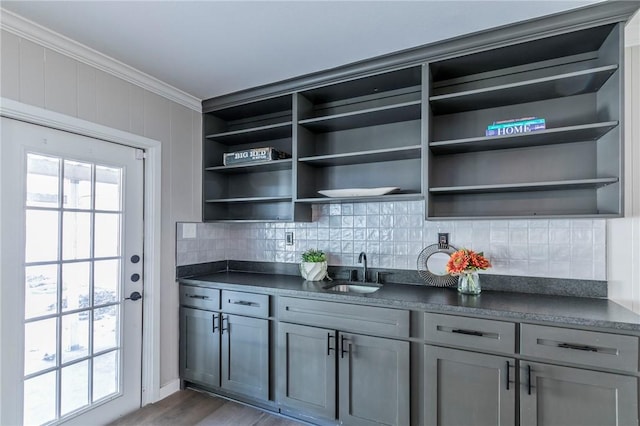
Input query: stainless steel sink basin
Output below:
<box><xmin>322</xmin><ymin>281</ymin><xmax>382</xmax><ymax>294</ymax></box>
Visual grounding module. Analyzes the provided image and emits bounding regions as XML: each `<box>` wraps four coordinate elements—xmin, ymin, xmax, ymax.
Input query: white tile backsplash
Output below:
<box><xmin>177</xmin><ymin>200</ymin><xmax>607</xmax><ymax>280</ymax></box>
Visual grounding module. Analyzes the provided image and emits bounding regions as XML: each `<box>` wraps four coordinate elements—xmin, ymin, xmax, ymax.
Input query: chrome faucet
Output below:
<box><xmin>358</xmin><ymin>251</ymin><xmax>367</xmax><ymax>283</ymax></box>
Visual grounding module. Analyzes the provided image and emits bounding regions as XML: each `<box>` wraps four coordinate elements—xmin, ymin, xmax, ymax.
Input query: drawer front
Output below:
<box><xmin>180</xmin><ymin>285</ymin><xmax>220</xmax><ymax>311</ymax></box>
<box><xmin>277</xmin><ymin>296</ymin><xmax>409</xmax><ymax>338</ymax></box>
<box><xmin>521</xmin><ymin>323</ymin><xmax>639</xmax><ymax>373</ymax></box>
<box><xmin>424</xmin><ymin>312</ymin><xmax>516</xmax><ymax>354</ymax></box>
<box><xmin>222</xmin><ymin>290</ymin><xmax>269</xmax><ymax>318</ymax></box>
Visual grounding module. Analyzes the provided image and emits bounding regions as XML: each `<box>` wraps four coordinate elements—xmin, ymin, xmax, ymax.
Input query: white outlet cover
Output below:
<box><xmin>182</xmin><ymin>223</ymin><xmax>197</xmax><ymax>239</ymax></box>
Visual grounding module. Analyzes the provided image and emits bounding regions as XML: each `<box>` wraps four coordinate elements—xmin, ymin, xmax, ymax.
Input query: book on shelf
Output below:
<box><xmin>485</xmin><ymin>117</ymin><xmax>546</xmax><ymax>136</ymax></box>
<box><xmin>223</xmin><ymin>147</ymin><xmax>291</xmax><ymax>166</ymax></box>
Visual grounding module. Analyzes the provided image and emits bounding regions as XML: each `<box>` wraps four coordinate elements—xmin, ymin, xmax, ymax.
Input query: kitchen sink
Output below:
<box><xmin>322</xmin><ymin>281</ymin><xmax>383</xmax><ymax>294</ymax></box>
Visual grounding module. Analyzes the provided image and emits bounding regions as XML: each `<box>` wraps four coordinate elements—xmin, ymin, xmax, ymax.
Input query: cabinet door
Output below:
<box><xmin>339</xmin><ymin>333</ymin><xmax>410</xmax><ymax>426</ymax></box>
<box><xmin>424</xmin><ymin>345</ymin><xmax>515</xmax><ymax>426</ymax></box>
<box><xmin>179</xmin><ymin>307</ymin><xmax>220</xmax><ymax>387</ymax></box>
<box><xmin>277</xmin><ymin>322</ymin><xmax>337</xmax><ymax>422</ymax></box>
<box><xmin>520</xmin><ymin>362</ymin><xmax>638</xmax><ymax>426</ymax></box>
<box><xmin>221</xmin><ymin>314</ymin><xmax>269</xmax><ymax>400</ymax></box>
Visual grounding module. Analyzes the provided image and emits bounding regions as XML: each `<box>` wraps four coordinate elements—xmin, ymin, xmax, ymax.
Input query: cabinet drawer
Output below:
<box><xmin>424</xmin><ymin>312</ymin><xmax>515</xmax><ymax>354</ymax></box>
<box><xmin>222</xmin><ymin>290</ymin><xmax>269</xmax><ymax>318</ymax></box>
<box><xmin>278</xmin><ymin>296</ymin><xmax>409</xmax><ymax>338</ymax></box>
<box><xmin>521</xmin><ymin>324</ymin><xmax>639</xmax><ymax>373</ymax></box>
<box><xmin>180</xmin><ymin>286</ymin><xmax>220</xmax><ymax>311</ymax></box>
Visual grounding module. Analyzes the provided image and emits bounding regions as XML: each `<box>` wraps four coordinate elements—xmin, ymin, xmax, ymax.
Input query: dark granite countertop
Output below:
<box><xmin>179</xmin><ymin>271</ymin><xmax>640</xmax><ymax>333</ymax></box>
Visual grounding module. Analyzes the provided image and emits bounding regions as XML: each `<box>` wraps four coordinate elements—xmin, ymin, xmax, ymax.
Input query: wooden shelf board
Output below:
<box><xmin>299</xmin><ymin>145</ymin><xmax>422</xmax><ymax>167</ymax></box>
<box><xmin>429</xmin><ymin>121</ymin><xmax>618</xmax><ymax>154</ymax></box>
<box><xmin>429</xmin><ymin>65</ymin><xmax>618</xmax><ymax>114</ymax></box>
<box><xmin>205</xmin><ymin>121</ymin><xmax>292</xmax><ymax>145</ymax></box>
<box><xmin>205</xmin><ymin>196</ymin><xmax>292</xmax><ymax>203</ymax></box>
<box><xmin>427</xmin><ymin>213</ymin><xmax>621</xmax><ymax>220</ymax></box>
<box><xmin>299</xmin><ymin>101</ymin><xmax>421</xmax><ymax>132</ymax></box>
<box><xmin>205</xmin><ymin>159</ymin><xmax>293</xmax><ymax>174</ymax></box>
<box><xmin>296</xmin><ymin>192</ymin><xmax>423</xmax><ymax>204</ymax></box>
<box><xmin>429</xmin><ymin>177</ymin><xmax>618</xmax><ymax>195</ymax></box>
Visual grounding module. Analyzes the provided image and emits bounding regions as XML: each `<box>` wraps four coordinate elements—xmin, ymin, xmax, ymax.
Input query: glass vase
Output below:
<box><xmin>458</xmin><ymin>271</ymin><xmax>481</xmax><ymax>295</ymax></box>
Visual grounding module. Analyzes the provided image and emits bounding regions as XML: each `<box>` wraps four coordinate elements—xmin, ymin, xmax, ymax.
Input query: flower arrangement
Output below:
<box><xmin>446</xmin><ymin>248</ymin><xmax>491</xmax><ymax>275</ymax></box>
<box><xmin>446</xmin><ymin>248</ymin><xmax>491</xmax><ymax>295</ymax></box>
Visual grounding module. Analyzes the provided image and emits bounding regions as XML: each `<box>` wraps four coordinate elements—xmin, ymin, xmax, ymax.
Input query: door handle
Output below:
<box><xmin>220</xmin><ymin>315</ymin><xmax>228</xmax><ymax>335</ymax></box>
<box><xmin>124</xmin><ymin>291</ymin><xmax>142</xmax><ymax>301</ymax></box>
<box><xmin>327</xmin><ymin>333</ymin><xmax>335</xmax><ymax>356</ymax></box>
<box><xmin>212</xmin><ymin>314</ymin><xmax>218</xmax><ymax>333</ymax></box>
<box><xmin>527</xmin><ymin>364</ymin><xmax>532</xmax><ymax>395</ymax></box>
<box><xmin>340</xmin><ymin>335</ymin><xmax>349</xmax><ymax>358</ymax></box>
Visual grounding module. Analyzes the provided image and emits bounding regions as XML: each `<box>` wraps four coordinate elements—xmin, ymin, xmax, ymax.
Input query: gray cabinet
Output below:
<box><xmin>520</xmin><ymin>362</ymin><xmax>638</xmax><ymax>426</ymax></box>
<box><xmin>277</xmin><ymin>322</ymin><xmax>410</xmax><ymax>425</ymax></box>
<box><xmin>424</xmin><ymin>345</ymin><xmax>515</xmax><ymax>426</ymax></box>
<box><xmin>179</xmin><ymin>306</ymin><xmax>220</xmax><ymax>387</ymax></box>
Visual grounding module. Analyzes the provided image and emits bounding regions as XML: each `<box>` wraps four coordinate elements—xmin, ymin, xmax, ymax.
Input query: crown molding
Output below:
<box><xmin>0</xmin><ymin>8</ymin><xmax>202</xmax><ymax>112</ymax></box>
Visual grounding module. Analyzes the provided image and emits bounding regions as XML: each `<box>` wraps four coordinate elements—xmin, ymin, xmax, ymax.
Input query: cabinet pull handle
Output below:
<box><xmin>187</xmin><ymin>294</ymin><xmax>209</xmax><ymax>300</ymax></box>
<box><xmin>557</xmin><ymin>343</ymin><xmax>598</xmax><ymax>352</ymax></box>
<box><xmin>221</xmin><ymin>315</ymin><xmax>228</xmax><ymax>335</ymax></box>
<box><xmin>451</xmin><ymin>328</ymin><xmax>484</xmax><ymax>337</ymax></box>
<box><xmin>527</xmin><ymin>365</ymin><xmax>532</xmax><ymax>395</ymax></box>
<box><xmin>230</xmin><ymin>300</ymin><xmax>256</xmax><ymax>306</ymax></box>
<box><xmin>327</xmin><ymin>334</ymin><xmax>335</xmax><ymax>356</ymax></box>
<box><xmin>340</xmin><ymin>335</ymin><xmax>349</xmax><ymax>359</ymax></box>
<box><xmin>212</xmin><ymin>314</ymin><xmax>218</xmax><ymax>333</ymax></box>
<box><xmin>506</xmin><ymin>361</ymin><xmax>510</xmax><ymax>390</ymax></box>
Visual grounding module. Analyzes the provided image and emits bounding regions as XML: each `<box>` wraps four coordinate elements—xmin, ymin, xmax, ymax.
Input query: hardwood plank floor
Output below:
<box><xmin>109</xmin><ymin>390</ymin><xmax>304</xmax><ymax>426</ymax></box>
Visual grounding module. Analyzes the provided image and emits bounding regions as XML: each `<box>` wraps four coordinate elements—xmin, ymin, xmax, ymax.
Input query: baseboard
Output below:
<box><xmin>157</xmin><ymin>379</ymin><xmax>181</xmax><ymax>402</ymax></box>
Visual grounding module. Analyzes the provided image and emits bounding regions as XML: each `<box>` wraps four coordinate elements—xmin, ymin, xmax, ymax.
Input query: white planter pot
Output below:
<box><xmin>300</xmin><ymin>261</ymin><xmax>328</xmax><ymax>281</ymax></box>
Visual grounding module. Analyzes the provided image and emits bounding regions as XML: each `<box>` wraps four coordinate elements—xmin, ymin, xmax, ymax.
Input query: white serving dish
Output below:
<box><xmin>318</xmin><ymin>187</ymin><xmax>400</xmax><ymax>197</ymax></box>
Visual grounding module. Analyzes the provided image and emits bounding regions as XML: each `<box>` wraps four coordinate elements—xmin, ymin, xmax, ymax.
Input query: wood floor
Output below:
<box><xmin>109</xmin><ymin>389</ymin><xmax>305</xmax><ymax>426</ymax></box>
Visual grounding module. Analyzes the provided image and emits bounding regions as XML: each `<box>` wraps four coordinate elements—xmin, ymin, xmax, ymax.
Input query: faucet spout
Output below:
<box><xmin>358</xmin><ymin>252</ymin><xmax>368</xmax><ymax>283</ymax></box>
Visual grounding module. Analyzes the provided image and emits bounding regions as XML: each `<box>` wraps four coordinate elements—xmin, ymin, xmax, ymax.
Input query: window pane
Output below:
<box><xmin>93</xmin><ymin>351</ymin><xmax>119</xmax><ymax>402</ymax></box>
<box><xmin>95</xmin><ymin>166</ymin><xmax>121</xmax><ymax>211</ymax></box>
<box><xmin>61</xmin><ymin>361</ymin><xmax>88</xmax><ymax>416</ymax></box>
<box><xmin>94</xmin><ymin>213</ymin><xmax>120</xmax><ymax>258</ymax></box>
<box><xmin>24</xmin><ymin>371</ymin><xmax>56</xmax><ymax>426</ymax></box>
<box><xmin>63</xmin><ymin>160</ymin><xmax>92</xmax><ymax>210</ymax></box>
<box><xmin>62</xmin><ymin>262</ymin><xmax>90</xmax><ymax>312</ymax></box>
<box><xmin>94</xmin><ymin>259</ymin><xmax>119</xmax><ymax>304</ymax></box>
<box><xmin>62</xmin><ymin>211</ymin><xmax>91</xmax><ymax>260</ymax></box>
<box><xmin>25</xmin><ymin>264</ymin><xmax>58</xmax><ymax>319</ymax></box>
<box><xmin>25</xmin><ymin>210</ymin><xmax>59</xmax><ymax>263</ymax></box>
<box><xmin>61</xmin><ymin>312</ymin><xmax>89</xmax><ymax>364</ymax></box>
<box><xmin>94</xmin><ymin>305</ymin><xmax>118</xmax><ymax>353</ymax></box>
<box><xmin>27</xmin><ymin>154</ymin><xmax>60</xmax><ymax>208</ymax></box>
<box><xmin>24</xmin><ymin>318</ymin><xmax>57</xmax><ymax>376</ymax></box>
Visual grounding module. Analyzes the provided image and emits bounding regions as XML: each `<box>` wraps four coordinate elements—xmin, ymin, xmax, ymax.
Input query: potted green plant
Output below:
<box><xmin>300</xmin><ymin>249</ymin><xmax>328</xmax><ymax>281</ymax></box>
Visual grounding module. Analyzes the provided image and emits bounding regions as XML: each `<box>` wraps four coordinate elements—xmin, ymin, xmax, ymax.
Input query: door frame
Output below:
<box><xmin>0</xmin><ymin>97</ymin><xmax>163</xmax><ymax>420</ymax></box>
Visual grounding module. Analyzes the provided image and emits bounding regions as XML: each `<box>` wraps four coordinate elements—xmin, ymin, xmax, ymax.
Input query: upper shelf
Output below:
<box><xmin>205</xmin><ymin>122</ymin><xmax>292</xmax><ymax>145</ymax></box>
<box><xmin>296</xmin><ymin>192</ymin><xmax>423</xmax><ymax>204</ymax></box>
<box><xmin>429</xmin><ymin>65</ymin><xmax>618</xmax><ymax>115</ymax></box>
<box><xmin>205</xmin><ymin>159</ymin><xmax>293</xmax><ymax>174</ymax></box>
<box><xmin>298</xmin><ymin>101</ymin><xmax>421</xmax><ymax>132</ymax></box>
<box><xmin>429</xmin><ymin>177</ymin><xmax>618</xmax><ymax>195</ymax></box>
<box><xmin>299</xmin><ymin>145</ymin><xmax>421</xmax><ymax>167</ymax></box>
<box><xmin>429</xmin><ymin>121</ymin><xmax>618</xmax><ymax>154</ymax></box>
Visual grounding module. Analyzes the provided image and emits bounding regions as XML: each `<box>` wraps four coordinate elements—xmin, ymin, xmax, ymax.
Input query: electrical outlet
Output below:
<box><xmin>285</xmin><ymin>231</ymin><xmax>294</xmax><ymax>245</ymax></box>
<box><xmin>438</xmin><ymin>233</ymin><xmax>449</xmax><ymax>249</ymax></box>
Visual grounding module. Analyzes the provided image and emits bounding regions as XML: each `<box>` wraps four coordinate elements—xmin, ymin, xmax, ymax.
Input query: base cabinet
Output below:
<box><xmin>277</xmin><ymin>322</ymin><xmax>410</xmax><ymax>426</ymax></box>
<box><xmin>424</xmin><ymin>345</ymin><xmax>515</xmax><ymax>426</ymax></box>
<box><xmin>180</xmin><ymin>307</ymin><xmax>220</xmax><ymax>388</ymax></box>
<box><xmin>520</xmin><ymin>362</ymin><xmax>638</xmax><ymax>426</ymax></box>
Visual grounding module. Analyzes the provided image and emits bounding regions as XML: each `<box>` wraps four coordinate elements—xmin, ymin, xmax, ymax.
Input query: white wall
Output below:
<box><xmin>0</xmin><ymin>27</ymin><xmax>202</xmax><ymax>386</ymax></box>
<box><xmin>607</xmin><ymin>18</ymin><xmax>640</xmax><ymax>313</ymax></box>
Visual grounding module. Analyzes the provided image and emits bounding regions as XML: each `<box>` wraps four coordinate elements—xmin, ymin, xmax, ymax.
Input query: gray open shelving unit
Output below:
<box><xmin>200</xmin><ymin>2</ymin><xmax>637</xmax><ymax>221</ymax></box>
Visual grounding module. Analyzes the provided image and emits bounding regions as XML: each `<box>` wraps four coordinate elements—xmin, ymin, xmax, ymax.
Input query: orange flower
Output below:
<box><xmin>446</xmin><ymin>248</ymin><xmax>491</xmax><ymax>275</ymax></box>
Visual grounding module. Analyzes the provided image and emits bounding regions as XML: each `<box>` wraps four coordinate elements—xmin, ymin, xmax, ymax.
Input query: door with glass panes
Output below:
<box><xmin>1</xmin><ymin>117</ymin><xmax>144</xmax><ymax>425</ymax></box>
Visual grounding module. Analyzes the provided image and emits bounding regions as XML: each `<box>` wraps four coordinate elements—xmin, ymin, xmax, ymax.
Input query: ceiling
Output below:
<box><xmin>2</xmin><ymin>1</ymin><xmax>607</xmax><ymax>101</ymax></box>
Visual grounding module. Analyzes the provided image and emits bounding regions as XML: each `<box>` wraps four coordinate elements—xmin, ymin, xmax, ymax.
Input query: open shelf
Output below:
<box><xmin>299</xmin><ymin>146</ymin><xmax>421</xmax><ymax>167</ymax></box>
<box><xmin>205</xmin><ymin>159</ymin><xmax>293</xmax><ymax>174</ymax></box>
<box><xmin>205</xmin><ymin>196</ymin><xmax>292</xmax><ymax>204</ymax></box>
<box><xmin>298</xmin><ymin>101</ymin><xmax>421</xmax><ymax>132</ymax></box>
<box><xmin>429</xmin><ymin>121</ymin><xmax>618</xmax><ymax>154</ymax></box>
<box><xmin>205</xmin><ymin>122</ymin><xmax>292</xmax><ymax>145</ymax></box>
<box><xmin>296</xmin><ymin>192</ymin><xmax>423</xmax><ymax>204</ymax></box>
<box><xmin>429</xmin><ymin>177</ymin><xmax>618</xmax><ymax>195</ymax></box>
<box><xmin>429</xmin><ymin>65</ymin><xmax>617</xmax><ymax>115</ymax></box>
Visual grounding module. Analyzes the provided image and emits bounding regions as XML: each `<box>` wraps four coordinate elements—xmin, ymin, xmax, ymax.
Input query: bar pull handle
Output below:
<box><xmin>557</xmin><ymin>343</ymin><xmax>598</xmax><ymax>352</ymax></box>
<box><xmin>187</xmin><ymin>294</ymin><xmax>209</xmax><ymax>300</ymax></box>
<box><xmin>212</xmin><ymin>314</ymin><xmax>218</xmax><ymax>333</ymax></box>
<box><xmin>527</xmin><ymin>364</ymin><xmax>532</xmax><ymax>395</ymax></box>
<box><xmin>506</xmin><ymin>361</ymin><xmax>510</xmax><ymax>390</ymax></box>
<box><xmin>230</xmin><ymin>299</ymin><xmax>256</xmax><ymax>306</ymax></box>
<box><xmin>221</xmin><ymin>315</ymin><xmax>228</xmax><ymax>335</ymax></box>
<box><xmin>451</xmin><ymin>328</ymin><xmax>484</xmax><ymax>337</ymax></box>
<box><xmin>340</xmin><ymin>335</ymin><xmax>349</xmax><ymax>358</ymax></box>
<box><xmin>327</xmin><ymin>334</ymin><xmax>335</xmax><ymax>356</ymax></box>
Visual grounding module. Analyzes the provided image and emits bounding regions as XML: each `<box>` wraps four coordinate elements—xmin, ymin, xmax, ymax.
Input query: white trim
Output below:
<box><xmin>0</xmin><ymin>8</ymin><xmax>202</xmax><ymax>112</ymax></box>
<box><xmin>0</xmin><ymin>97</ymin><xmax>164</xmax><ymax>406</ymax></box>
<box><xmin>158</xmin><ymin>379</ymin><xmax>181</xmax><ymax>401</ymax></box>
<box><xmin>626</xmin><ymin>12</ymin><xmax>640</xmax><ymax>47</ymax></box>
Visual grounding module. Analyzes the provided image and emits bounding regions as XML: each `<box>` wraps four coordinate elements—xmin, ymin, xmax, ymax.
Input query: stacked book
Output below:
<box><xmin>223</xmin><ymin>147</ymin><xmax>291</xmax><ymax>166</ymax></box>
<box><xmin>485</xmin><ymin>117</ymin><xmax>546</xmax><ymax>137</ymax></box>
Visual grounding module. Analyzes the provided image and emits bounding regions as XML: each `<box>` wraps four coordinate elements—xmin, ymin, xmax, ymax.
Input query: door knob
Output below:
<box><xmin>125</xmin><ymin>291</ymin><xmax>142</xmax><ymax>301</ymax></box>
